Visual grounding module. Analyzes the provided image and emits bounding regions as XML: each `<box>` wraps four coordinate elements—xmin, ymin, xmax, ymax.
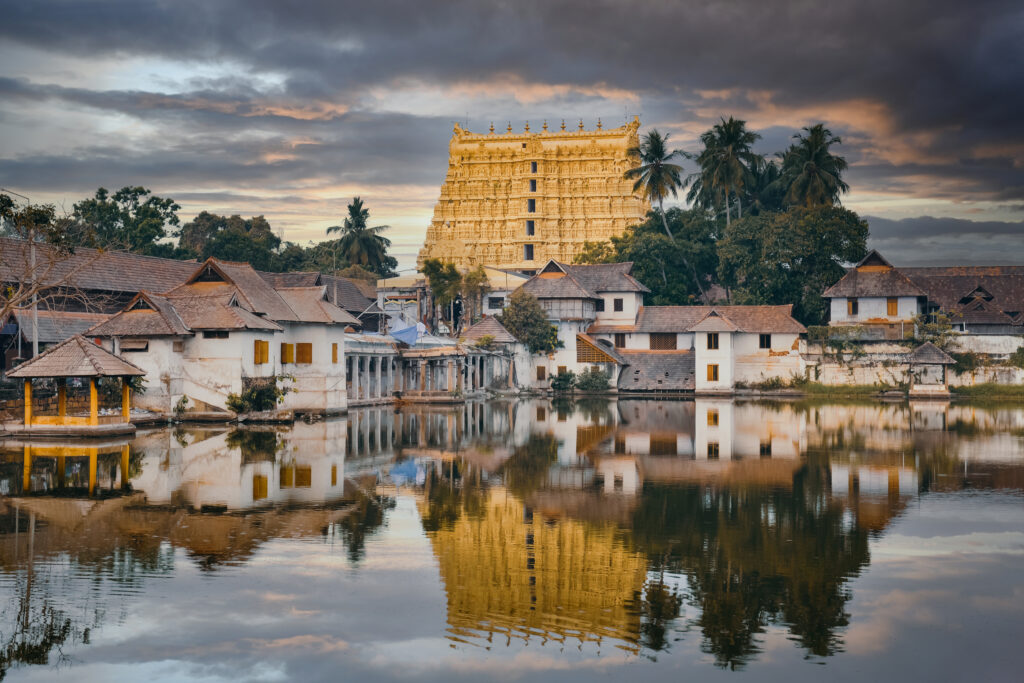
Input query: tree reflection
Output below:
<box><xmin>497</xmin><ymin>434</ymin><xmax>558</xmax><ymax>499</ymax></box>
<box><xmin>332</xmin><ymin>493</ymin><xmax>395</xmax><ymax>563</ymax></box>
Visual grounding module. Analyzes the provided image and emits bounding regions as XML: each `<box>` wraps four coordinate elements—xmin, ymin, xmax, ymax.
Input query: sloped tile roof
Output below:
<box><xmin>634</xmin><ymin>306</ymin><xmax>713</xmax><ymax>332</ymax></box>
<box><xmin>577</xmin><ymin>333</ymin><xmax>627</xmax><ymax>364</ymax></box>
<box><xmin>185</xmin><ymin>259</ymin><xmax>299</xmax><ymax>322</ymax></box>
<box><xmin>908</xmin><ymin>341</ymin><xmax>955</xmax><ymax>365</ymax></box>
<box><xmin>86</xmin><ymin>292</ymin><xmax>191</xmax><ymax>337</ymax></box>
<box><xmin>822</xmin><ymin>267</ymin><xmax>927</xmax><ymax>298</ymax></box>
<box><xmin>710</xmin><ymin>305</ymin><xmax>807</xmax><ymax>333</ymax></box>
<box><xmin>0</xmin><ymin>237</ymin><xmax>197</xmax><ymax>294</ymax></box>
<box><xmin>163</xmin><ymin>292</ymin><xmax>281</xmax><ymax>331</ymax></box>
<box><xmin>521</xmin><ymin>271</ymin><xmax>595</xmax><ymax>299</ymax></box>
<box><xmin>563</xmin><ymin>262</ymin><xmax>649</xmax><ymax>293</ymax></box>
<box><xmin>617</xmin><ymin>350</ymin><xmax>695</xmax><ymax>391</ymax></box>
<box><xmin>276</xmin><ymin>287</ymin><xmax>363</xmax><ymax>326</ymax></box>
<box><xmin>10</xmin><ymin>309</ymin><xmax>110</xmax><ymax>344</ymax></box>
<box><xmin>461</xmin><ymin>316</ymin><xmax>517</xmax><ymax>344</ymax></box>
<box><xmin>320</xmin><ymin>274</ymin><xmax>381</xmax><ymax>314</ymax></box>
<box><xmin>8</xmin><ymin>335</ymin><xmax>145</xmax><ymax>378</ymax></box>
<box><xmin>259</xmin><ymin>270</ymin><xmax>322</xmax><ymax>288</ymax></box>
<box><xmin>690</xmin><ymin>311</ymin><xmax>741</xmax><ymax>332</ymax></box>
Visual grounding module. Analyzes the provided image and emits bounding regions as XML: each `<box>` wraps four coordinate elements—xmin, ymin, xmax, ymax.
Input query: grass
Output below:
<box><xmin>801</xmin><ymin>382</ymin><xmax>897</xmax><ymax>396</ymax></box>
<box><xmin>950</xmin><ymin>383</ymin><xmax>1024</xmax><ymax>399</ymax></box>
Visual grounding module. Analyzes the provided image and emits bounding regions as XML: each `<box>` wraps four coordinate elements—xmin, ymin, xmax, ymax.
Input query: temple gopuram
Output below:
<box><xmin>418</xmin><ymin>117</ymin><xmax>650</xmax><ymax>273</ymax></box>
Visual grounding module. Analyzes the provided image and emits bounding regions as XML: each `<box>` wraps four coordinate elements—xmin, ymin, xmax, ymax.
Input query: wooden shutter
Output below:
<box><xmin>332</xmin><ymin>343</ymin><xmax>338</xmax><ymax>364</ymax></box>
<box><xmin>887</xmin><ymin>298</ymin><xmax>898</xmax><ymax>316</ymax></box>
<box><xmin>650</xmin><ymin>333</ymin><xmax>677</xmax><ymax>350</ymax></box>
<box><xmin>281</xmin><ymin>343</ymin><xmax>294</xmax><ymax>364</ymax></box>
<box><xmin>707</xmin><ymin>364</ymin><xmax>719</xmax><ymax>381</ymax></box>
<box><xmin>296</xmin><ymin>343</ymin><xmax>313</xmax><ymax>364</ymax></box>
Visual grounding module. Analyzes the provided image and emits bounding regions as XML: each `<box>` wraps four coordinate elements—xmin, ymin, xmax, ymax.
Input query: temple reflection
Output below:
<box><xmin>0</xmin><ymin>398</ymin><xmax>1023</xmax><ymax>677</ymax></box>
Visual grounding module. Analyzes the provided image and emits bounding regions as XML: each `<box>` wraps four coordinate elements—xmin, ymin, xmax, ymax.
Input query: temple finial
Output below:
<box><xmin>507</xmin><ymin>121</ymin><xmax>512</xmax><ymax>133</ymax></box>
<box><xmin>578</xmin><ymin>119</ymin><xmax>584</xmax><ymax>131</ymax></box>
<box><xmin>524</xmin><ymin>120</ymin><xmax>530</xmax><ymax>132</ymax></box>
<box><xmin>542</xmin><ymin>120</ymin><xmax>548</xmax><ymax>131</ymax></box>
<box><xmin>596</xmin><ymin>118</ymin><xmax>602</xmax><ymax>130</ymax></box>
<box><xmin>489</xmin><ymin>121</ymin><xmax>494</xmax><ymax>134</ymax></box>
<box><xmin>560</xmin><ymin>119</ymin><xmax>566</xmax><ymax>131</ymax></box>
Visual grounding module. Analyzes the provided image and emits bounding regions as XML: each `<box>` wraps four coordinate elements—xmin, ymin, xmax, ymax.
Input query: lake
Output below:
<box><xmin>2</xmin><ymin>398</ymin><xmax>1023</xmax><ymax>682</ymax></box>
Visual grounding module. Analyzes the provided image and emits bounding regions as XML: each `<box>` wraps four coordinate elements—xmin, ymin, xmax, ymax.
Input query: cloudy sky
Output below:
<box><xmin>1</xmin><ymin>0</ymin><xmax>1021</xmax><ymax>270</ymax></box>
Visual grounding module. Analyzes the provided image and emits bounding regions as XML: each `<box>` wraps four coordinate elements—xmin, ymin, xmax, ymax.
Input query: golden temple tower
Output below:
<box><xmin>418</xmin><ymin>117</ymin><xmax>650</xmax><ymax>273</ymax></box>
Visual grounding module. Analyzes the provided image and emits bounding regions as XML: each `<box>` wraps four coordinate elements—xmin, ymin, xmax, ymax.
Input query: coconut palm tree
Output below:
<box><xmin>686</xmin><ymin>117</ymin><xmax>761</xmax><ymax>226</ymax></box>
<box><xmin>326</xmin><ymin>197</ymin><xmax>392</xmax><ymax>274</ymax></box>
<box><xmin>779</xmin><ymin>124</ymin><xmax>849</xmax><ymax>207</ymax></box>
<box><xmin>624</xmin><ymin>130</ymin><xmax>685</xmax><ymax>239</ymax></box>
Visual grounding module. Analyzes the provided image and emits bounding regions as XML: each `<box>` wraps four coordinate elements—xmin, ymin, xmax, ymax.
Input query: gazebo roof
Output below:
<box><xmin>907</xmin><ymin>341</ymin><xmax>955</xmax><ymax>365</ymax></box>
<box><xmin>7</xmin><ymin>335</ymin><xmax>146</xmax><ymax>378</ymax></box>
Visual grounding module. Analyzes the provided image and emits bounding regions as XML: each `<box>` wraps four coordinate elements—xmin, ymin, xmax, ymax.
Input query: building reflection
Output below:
<box><xmin>0</xmin><ymin>398</ymin><xmax>1023</xmax><ymax>676</ymax></box>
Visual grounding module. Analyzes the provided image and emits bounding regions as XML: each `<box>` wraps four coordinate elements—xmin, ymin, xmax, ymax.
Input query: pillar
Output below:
<box><xmin>447</xmin><ymin>360</ymin><xmax>455</xmax><ymax>392</ymax></box>
<box><xmin>23</xmin><ymin>379</ymin><xmax>32</xmax><ymax>426</ymax></box>
<box><xmin>352</xmin><ymin>356</ymin><xmax>361</xmax><ymax>400</ymax></box>
<box><xmin>89</xmin><ymin>378</ymin><xmax>99</xmax><ymax>426</ymax></box>
<box><xmin>376</xmin><ymin>356</ymin><xmax>383</xmax><ymax>399</ymax></box>
<box><xmin>120</xmin><ymin>444</ymin><xmax>130</xmax><ymax>489</ymax></box>
<box><xmin>88</xmin><ymin>447</ymin><xmax>98</xmax><ymax>495</ymax></box>
<box><xmin>22</xmin><ymin>445</ymin><xmax>30</xmax><ymax>492</ymax></box>
<box><xmin>419</xmin><ymin>360</ymin><xmax>427</xmax><ymax>392</ymax></box>
<box><xmin>58</xmin><ymin>381</ymin><xmax>67</xmax><ymax>419</ymax></box>
<box><xmin>122</xmin><ymin>379</ymin><xmax>131</xmax><ymax>422</ymax></box>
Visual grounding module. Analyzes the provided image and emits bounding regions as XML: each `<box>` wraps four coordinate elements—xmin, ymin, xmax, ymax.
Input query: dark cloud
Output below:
<box><xmin>1</xmin><ymin>0</ymin><xmax>1022</xmax><ymax>265</ymax></box>
<box><xmin>866</xmin><ymin>216</ymin><xmax>1024</xmax><ymax>265</ymax></box>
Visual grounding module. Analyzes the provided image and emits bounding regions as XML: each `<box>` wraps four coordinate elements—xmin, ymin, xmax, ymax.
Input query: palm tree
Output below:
<box><xmin>326</xmin><ymin>197</ymin><xmax>392</xmax><ymax>274</ymax></box>
<box><xmin>779</xmin><ymin>124</ymin><xmax>849</xmax><ymax>207</ymax></box>
<box><xmin>686</xmin><ymin>117</ymin><xmax>761</xmax><ymax>226</ymax></box>
<box><xmin>624</xmin><ymin>130</ymin><xmax>685</xmax><ymax>239</ymax></box>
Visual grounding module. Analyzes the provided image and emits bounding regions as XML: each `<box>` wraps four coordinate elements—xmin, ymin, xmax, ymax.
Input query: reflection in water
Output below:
<box><xmin>0</xmin><ymin>399</ymin><xmax>1022</xmax><ymax>678</ymax></box>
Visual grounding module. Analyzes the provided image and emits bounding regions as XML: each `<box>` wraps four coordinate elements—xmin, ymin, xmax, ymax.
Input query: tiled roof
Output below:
<box><xmin>708</xmin><ymin>305</ymin><xmax>806</xmax><ymax>334</ymax></box>
<box><xmin>321</xmin><ymin>274</ymin><xmax>381</xmax><ymax>314</ymax></box>
<box><xmin>903</xmin><ymin>266</ymin><xmax>1024</xmax><ymax>324</ymax></box>
<box><xmin>907</xmin><ymin>342</ymin><xmax>955</xmax><ymax>365</ymax></box>
<box><xmin>577</xmin><ymin>333</ymin><xmax>627</xmax><ymax>364</ymax></box>
<box><xmin>634</xmin><ymin>306</ymin><xmax>713</xmax><ymax>333</ymax></box>
<box><xmin>690</xmin><ymin>311</ymin><xmax>741</xmax><ymax>332</ymax></box>
<box><xmin>822</xmin><ymin>267</ymin><xmax>927</xmax><ymax>298</ymax></box>
<box><xmin>10</xmin><ymin>309</ymin><xmax>110</xmax><ymax>344</ymax></box>
<box><xmin>177</xmin><ymin>259</ymin><xmax>299</xmax><ymax>322</ymax></box>
<box><xmin>520</xmin><ymin>260</ymin><xmax>649</xmax><ymax>300</ymax></box>
<box><xmin>593</xmin><ymin>305</ymin><xmax>805</xmax><ymax>334</ymax></box>
<box><xmin>0</xmin><ymin>237</ymin><xmax>197</xmax><ymax>294</ymax></box>
<box><xmin>617</xmin><ymin>350</ymin><xmax>695</xmax><ymax>391</ymax></box>
<box><xmin>7</xmin><ymin>335</ymin><xmax>145</xmax><ymax>378</ymax></box>
<box><xmin>521</xmin><ymin>272</ymin><xmax>594</xmax><ymax>299</ymax></box>
<box><xmin>86</xmin><ymin>292</ymin><xmax>191</xmax><ymax>337</ymax></box>
<box><xmin>163</xmin><ymin>291</ymin><xmax>281</xmax><ymax>331</ymax></box>
<box><xmin>258</xmin><ymin>271</ymin><xmax>321</xmax><ymax>288</ymax></box>
<box><xmin>346</xmin><ymin>278</ymin><xmax>378</xmax><ymax>300</ymax></box>
<box><xmin>276</xmin><ymin>287</ymin><xmax>363</xmax><ymax>326</ymax></box>
<box><xmin>461</xmin><ymin>316</ymin><xmax>518</xmax><ymax>344</ymax></box>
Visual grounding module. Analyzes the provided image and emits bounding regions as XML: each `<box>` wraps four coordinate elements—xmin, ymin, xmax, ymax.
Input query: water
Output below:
<box><xmin>1</xmin><ymin>399</ymin><xmax>1023</xmax><ymax>682</ymax></box>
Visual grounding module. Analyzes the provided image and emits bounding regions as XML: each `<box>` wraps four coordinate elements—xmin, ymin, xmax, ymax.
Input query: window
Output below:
<box><xmin>121</xmin><ymin>340</ymin><xmax>148</xmax><ymax>352</ymax></box>
<box><xmin>526</xmin><ymin>219</ymin><xmax>535</xmax><ymax>236</ymax></box>
<box><xmin>760</xmin><ymin>441</ymin><xmax>772</xmax><ymax>458</ymax></box>
<box><xmin>332</xmin><ymin>343</ymin><xmax>339</xmax><ymax>364</ymax></box>
<box><xmin>708</xmin><ymin>409</ymin><xmax>719</xmax><ymax>426</ymax></box>
<box><xmin>203</xmin><ymin>330</ymin><xmax>229</xmax><ymax>339</ymax></box>
<box><xmin>536</xmin><ymin>406</ymin><xmax>546</xmax><ymax>421</ymax></box>
<box><xmin>536</xmin><ymin>366</ymin><xmax>546</xmax><ymax>381</ymax></box>
<box><xmin>707</xmin><ymin>333</ymin><xmax>719</xmax><ymax>350</ymax></box>
<box><xmin>614</xmin><ymin>333</ymin><xmax>626</xmax><ymax>348</ymax></box>
<box><xmin>531</xmin><ymin>161</ymin><xmax>537</xmax><ymax>173</ymax></box>
<box><xmin>557</xmin><ymin>365</ymin><xmax>567</xmax><ymax>375</ymax></box>
<box><xmin>759</xmin><ymin>334</ymin><xmax>771</xmax><ymax>349</ymax></box>
<box><xmin>527</xmin><ymin>198</ymin><xmax>536</xmax><ymax>212</ymax></box>
<box><xmin>529</xmin><ymin>179</ymin><xmax>537</xmax><ymax>192</ymax></box>
<box><xmin>707</xmin><ymin>442</ymin><xmax>720</xmax><ymax>459</ymax></box>
<box><xmin>524</xmin><ymin>244</ymin><xmax>534</xmax><ymax>261</ymax></box>
<box><xmin>173</xmin><ymin>340</ymin><xmax>185</xmax><ymax>352</ymax></box>
<box><xmin>848</xmin><ymin>298</ymin><xmax>859</xmax><ymax>316</ymax></box>
<box><xmin>613</xmin><ymin>298</ymin><xmax>623</xmax><ymax>312</ymax></box>
<box><xmin>488</xmin><ymin>296</ymin><xmax>505</xmax><ymax>309</ymax></box>
<box><xmin>707</xmin><ymin>364</ymin><xmax>719</xmax><ymax>382</ymax></box>
<box><xmin>887</xmin><ymin>298</ymin><xmax>898</xmax><ymax>316</ymax></box>
<box><xmin>252</xmin><ymin>474</ymin><xmax>268</xmax><ymax>501</ymax></box>
<box><xmin>254</xmin><ymin>339</ymin><xmax>269</xmax><ymax>365</ymax></box>
<box><xmin>331</xmin><ymin>465</ymin><xmax>338</xmax><ymax>486</ymax></box>
<box><xmin>281</xmin><ymin>342</ymin><xmax>295</xmax><ymax>364</ymax></box>
<box><xmin>595</xmin><ymin>299</ymin><xmax>605</xmax><ymax>312</ymax></box>
<box><xmin>650</xmin><ymin>333</ymin><xmax>677</xmax><ymax>350</ymax></box>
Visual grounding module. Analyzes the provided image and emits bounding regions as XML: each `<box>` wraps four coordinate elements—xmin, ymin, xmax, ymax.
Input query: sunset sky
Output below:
<box><xmin>1</xmin><ymin>0</ymin><xmax>1021</xmax><ymax>270</ymax></box>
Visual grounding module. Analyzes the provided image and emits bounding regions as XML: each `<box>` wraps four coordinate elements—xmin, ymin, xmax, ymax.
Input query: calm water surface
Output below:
<box><xmin>1</xmin><ymin>399</ymin><xmax>1023</xmax><ymax>681</ymax></box>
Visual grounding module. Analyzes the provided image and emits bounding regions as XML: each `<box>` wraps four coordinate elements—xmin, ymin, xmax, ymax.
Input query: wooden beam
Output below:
<box><xmin>89</xmin><ymin>378</ymin><xmax>98</xmax><ymax>426</ymax></box>
<box><xmin>122</xmin><ymin>379</ymin><xmax>131</xmax><ymax>422</ymax></box>
<box><xmin>23</xmin><ymin>379</ymin><xmax>31</xmax><ymax>426</ymax></box>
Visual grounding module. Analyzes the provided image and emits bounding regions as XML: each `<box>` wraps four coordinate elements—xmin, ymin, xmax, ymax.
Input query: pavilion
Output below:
<box><xmin>5</xmin><ymin>335</ymin><xmax>145</xmax><ymax>438</ymax></box>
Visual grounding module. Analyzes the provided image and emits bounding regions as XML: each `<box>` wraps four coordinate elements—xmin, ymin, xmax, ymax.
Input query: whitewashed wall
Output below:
<box><xmin>829</xmin><ymin>296</ymin><xmax>919</xmax><ymax>324</ymax></box>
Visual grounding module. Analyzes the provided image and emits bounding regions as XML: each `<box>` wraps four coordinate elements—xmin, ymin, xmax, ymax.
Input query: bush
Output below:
<box><xmin>550</xmin><ymin>371</ymin><xmax>576</xmax><ymax>392</ymax></box>
<box><xmin>574</xmin><ymin>368</ymin><xmax>611</xmax><ymax>392</ymax></box>
<box><xmin>227</xmin><ymin>376</ymin><xmax>291</xmax><ymax>413</ymax></box>
<box><xmin>951</xmin><ymin>352</ymin><xmax>982</xmax><ymax>376</ymax></box>
<box><xmin>474</xmin><ymin>334</ymin><xmax>496</xmax><ymax>350</ymax></box>
<box><xmin>1008</xmin><ymin>346</ymin><xmax>1024</xmax><ymax>370</ymax></box>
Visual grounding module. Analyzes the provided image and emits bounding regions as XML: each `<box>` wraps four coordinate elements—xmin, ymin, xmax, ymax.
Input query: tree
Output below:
<box><xmin>179</xmin><ymin>212</ymin><xmax>282</xmax><ymax>270</ymax></box>
<box><xmin>624</xmin><ymin>130</ymin><xmax>684</xmax><ymax>240</ymax></box>
<box><xmin>422</xmin><ymin>258</ymin><xmax>463</xmax><ymax>330</ymax></box>
<box><xmin>72</xmin><ymin>186</ymin><xmax>180</xmax><ymax>255</ymax></box>
<box><xmin>778</xmin><ymin>124</ymin><xmax>849</xmax><ymax>208</ymax></box>
<box><xmin>496</xmin><ymin>289</ymin><xmax>562</xmax><ymax>354</ymax></box>
<box><xmin>716</xmin><ymin>206</ymin><xmax>868</xmax><ymax>324</ymax></box>
<box><xmin>575</xmin><ymin>208</ymin><xmax>720</xmax><ymax>305</ymax></box>
<box><xmin>460</xmin><ymin>265</ymin><xmax>491</xmax><ymax>326</ymax></box>
<box><xmin>326</xmin><ymin>197</ymin><xmax>396</xmax><ymax>276</ymax></box>
<box><xmin>686</xmin><ymin>117</ymin><xmax>762</xmax><ymax>226</ymax></box>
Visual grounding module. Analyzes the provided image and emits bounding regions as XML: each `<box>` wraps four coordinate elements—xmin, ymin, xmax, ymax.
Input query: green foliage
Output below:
<box><xmin>179</xmin><ymin>212</ymin><xmax>281</xmax><ymax>270</ymax></box>
<box><xmin>226</xmin><ymin>376</ymin><xmax>292</xmax><ymax>413</ymax></box>
<box><xmin>97</xmin><ymin>376</ymin><xmax>146</xmax><ymax>403</ymax></box>
<box><xmin>72</xmin><ymin>186</ymin><xmax>181</xmax><ymax>255</ymax></box>
<box><xmin>574</xmin><ymin>367</ymin><xmax>611</xmax><ymax>392</ymax></box>
<box><xmin>951</xmin><ymin>383</ymin><xmax>1024</xmax><ymax>398</ymax></box>
<box><xmin>550</xmin><ymin>370</ymin><xmax>576</xmax><ymax>392</ymax></box>
<box><xmin>624</xmin><ymin>129</ymin><xmax>684</xmax><ymax>233</ymax></box>
<box><xmin>460</xmin><ymin>265</ymin><xmax>491</xmax><ymax>325</ymax></box>
<box><xmin>336</xmin><ymin>264</ymin><xmax>379</xmax><ymax>281</ymax></box>
<box><xmin>473</xmin><ymin>334</ymin><xmax>496</xmax><ymax>350</ymax></box>
<box><xmin>951</xmin><ymin>351</ymin><xmax>983</xmax><ymax>376</ymax></box>
<box><xmin>779</xmin><ymin>124</ymin><xmax>850</xmax><ymax>208</ymax></box>
<box><xmin>422</xmin><ymin>258</ymin><xmax>463</xmax><ymax>327</ymax></box>
<box><xmin>912</xmin><ymin>313</ymin><xmax>957</xmax><ymax>350</ymax></box>
<box><xmin>1007</xmin><ymin>346</ymin><xmax>1024</xmax><ymax>369</ymax></box>
<box><xmin>717</xmin><ymin>206</ymin><xmax>868</xmax><ymax>324</ymax></box>
<box><xmin>325</xmin><ymin>197</ymin><xmax>397</xmax><ymax>276</ymax></box>
<box><xmin>498</xmin><ymin>433</ymin><xmax>558</xmax><ymax>499</ymax></box>
<box><xmin>573</xmin><ymin>240</ymin><xmax>616</xmax><ymax>264</ymax></box>
<box><xmin>685</xmin><ymin>116</ymin><xmax>761</xmax><ymax>226</ymax></box>
<box><xmin>496</xmin><ymin>289</ymin><xmax>562</xmax><ymax>354</ymax></box>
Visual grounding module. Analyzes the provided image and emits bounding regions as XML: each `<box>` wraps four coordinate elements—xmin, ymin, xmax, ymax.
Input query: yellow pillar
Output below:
<box><xmin>120</xmin><ymin>444</ymin><xmax>130</xmax><ymax>489</ymax></box>
<box><xmin>122</xmin><ymin>379</ymin><xmax>131</xmax><ymax>422</ymax></box>
<box><xmin>58</xmin><ymin>381</ymin><xmax>67</xmax><ymax>419</ymax></box>
<box><xmin>57</xmin><ymin>454</ymin><xmax>66</xmax><ymax>489</ymax></box>
<box><xmin>88</xmin><ymin>447</ymin><xmax>97</xmax><ymax>495</ymax></box>
<box><xmin>22</xmin><ymin>445</ymin><xmax>31</xmax><ymax>492</ymax></box>
<box><xmin>23</xmin><ymin>379</ymin><xmax>32</xmax><ymax>426</ymax></box>
<box><xmin>89</xmin><ymin>378</ymin><xmax>98</xmax><ymax>426</ymax></box>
